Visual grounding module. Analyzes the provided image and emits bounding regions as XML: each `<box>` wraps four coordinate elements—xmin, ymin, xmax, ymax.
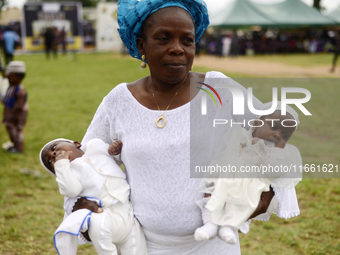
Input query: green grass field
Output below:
<box><xmin>0</xmin><ymin>53</ymin><xmax>339</xmax><ymax>254</ymax></box>
<box><xmin>243</xmin><ymin>53</ymin><xmax>335</xmax><ymax>67</ymax></box>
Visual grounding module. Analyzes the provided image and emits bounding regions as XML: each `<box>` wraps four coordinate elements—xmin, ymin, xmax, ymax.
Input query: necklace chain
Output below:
<box><xmin>150</xmin><ymin>83</ymin><xmax>183</xmax><ymax>111</ymax></box>
<box><xmin>150</xmin><ymin>81</ymin><xmax>184</xmax><ymax>128</ymax></box>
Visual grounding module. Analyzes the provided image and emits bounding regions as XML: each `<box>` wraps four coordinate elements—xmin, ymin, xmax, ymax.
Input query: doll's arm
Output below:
<box><xmin>55</xmin><ymin>158</ymin><xmax>82</xmax><ymax>198</ymax></box>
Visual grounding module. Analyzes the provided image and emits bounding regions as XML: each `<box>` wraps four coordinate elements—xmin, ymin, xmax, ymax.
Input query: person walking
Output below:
<box><xmin>331</xmin><ymin>30</ymin><xmax>340</xmax><ymax>73</ymax></box>
<box><xmin>2</xmin><ymin>27</ymin><xmax>20</xmax><ymax>65</ymax></box>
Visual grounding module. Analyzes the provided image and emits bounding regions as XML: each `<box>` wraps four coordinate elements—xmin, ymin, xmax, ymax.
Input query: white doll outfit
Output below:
<box><xmin>53</xmin><ymin>138</ymin><xmax>147</xmax><ymax>255</ymax></box>
<box><xmin>195</xmin><ymin>124</ymin><xmax>302</xmax><ymax>243</ymax></box>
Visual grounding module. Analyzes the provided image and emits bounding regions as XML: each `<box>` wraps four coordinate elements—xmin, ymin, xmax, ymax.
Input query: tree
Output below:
<box><xmin>0</xmin><ymin>0</ymin><xmax>8</xmax><ymax>15</ymax></box>
<box><xmin>313</xmin><ymin>0</ymin><xmax>322</xmax><ymax>11</ymax></box>
<box><xmin>27</xmin><ymin>0</ymin><xmax>107</xmax><ymax>7</ymax></box>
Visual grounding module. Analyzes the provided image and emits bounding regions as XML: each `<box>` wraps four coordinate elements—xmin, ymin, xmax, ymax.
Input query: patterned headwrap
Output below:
<box><xmin>117</xmin><ymin>0</ymin><xmax>209</xmax><ymax>61</ymax></box>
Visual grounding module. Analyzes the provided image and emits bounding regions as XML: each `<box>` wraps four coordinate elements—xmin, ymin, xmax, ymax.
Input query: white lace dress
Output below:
<box><xmin>64</xmin><ymin>71</ymin><xmax>299</xmax><ymax>254</ymax></box>
<box><xmin>204</xmin><ymin>126</ymin><xmax>302</xmax><ymax>232</ymax></box>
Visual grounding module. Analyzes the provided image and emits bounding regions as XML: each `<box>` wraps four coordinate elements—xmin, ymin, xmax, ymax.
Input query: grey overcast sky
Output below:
<box><xmin>6</xmin><ymin>0</ymin><xmax>340</xmax><ymax>15</ymax></box>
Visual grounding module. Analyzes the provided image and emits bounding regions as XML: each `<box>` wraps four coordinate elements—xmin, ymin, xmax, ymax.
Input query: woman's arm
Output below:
<box><xmin>248</xmin><ymin>186</ymin><xmax>274</xmax><ymax>219</ymax></box>
<box><xmin>71</xmin><ymin>198</ymin><xmax>104</xmax><ymax>242</ymax></box>
<box><xmin>82</xmin><ymin>97</ymin><xmax>113</xmax><ymax>145</ymax></box>
<box><xmin>72</xmin><ymin>197</ymin><xmax>103</xmax><ymax>213</ymax></box>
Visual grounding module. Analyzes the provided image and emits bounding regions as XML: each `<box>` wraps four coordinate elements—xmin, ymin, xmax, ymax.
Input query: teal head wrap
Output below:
<box><xmin>117</xmin><ymin>0</ymin><xmax>209</xmax><ymax>61</ymax></box>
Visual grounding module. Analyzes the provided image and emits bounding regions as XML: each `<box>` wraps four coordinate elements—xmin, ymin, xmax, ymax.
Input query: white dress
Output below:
<box><xmin>63</xmin><ymin>71</ymin><xmax>299</xmax><ymax>254</ymax></box>
<box><xmin>204</xmin><ymin>126</ymin><xmax>302</xmax><ymax>230</ymax></box>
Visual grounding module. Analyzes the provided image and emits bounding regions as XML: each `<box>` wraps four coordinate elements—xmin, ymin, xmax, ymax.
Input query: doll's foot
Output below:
<box><xmin>218</xmin><ymin>226</ymin><xmax>237</xmax><ymax>244</ymax></box>
<box><xmin>195</xmin><ymin>223</ymin><xmax>218</xmax><ymax>241</ymax></box>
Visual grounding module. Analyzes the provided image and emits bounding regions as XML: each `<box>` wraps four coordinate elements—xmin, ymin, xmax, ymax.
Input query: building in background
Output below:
<box><xmin>95</xmin><ymin>2</ymin><xmax>122</xmax><ymax>52</ymax></box>
<box><xmin>0</xmin><ymin>7</ymin><xmax>21</xmax><ymax>25</ymax></box>
<box><xmin>22</xmin><ymin>2</ymin><xmax>83</xmax><ymax>52</ymax></box>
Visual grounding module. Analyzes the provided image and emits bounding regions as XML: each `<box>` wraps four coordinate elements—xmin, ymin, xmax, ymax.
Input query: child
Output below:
<box><xmin>195</xmin><ymin>102</ymin><xmax>302</xmax><ymax>244</ymax></box>
<box><xmin>39</xmin><ymin>138</ymin><xmax>147</xmax><ymax>255</ymax></box>
<box><xmin>1</xmin><ymin>61</ymin><xmax>28</xmax><ymax>153</ymax></box>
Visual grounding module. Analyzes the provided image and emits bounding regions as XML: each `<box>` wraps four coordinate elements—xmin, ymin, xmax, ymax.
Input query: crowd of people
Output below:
<box><xmin>197</xmin><ymin>28</ymin><xmax>339</xmax><ymax>57</ymax></box>
<box><xmin>42</xmin><ymin>26</ymin><xmax>67</xmax><ymax>59</ymax></box>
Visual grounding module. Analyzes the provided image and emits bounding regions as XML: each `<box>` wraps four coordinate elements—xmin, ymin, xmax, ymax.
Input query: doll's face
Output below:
<box><xmin>41</xmin><ymin>141</ymin><xmax>84</xmax><ymax>173</ymax></box>
<box><xmin>252</xmin><ymin>111</ymin><xmax>296</xmax><ymax>149</ymax></box>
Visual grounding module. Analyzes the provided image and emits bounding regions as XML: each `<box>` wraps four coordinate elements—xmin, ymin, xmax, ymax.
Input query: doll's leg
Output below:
<box><xmin>116</xmin><ymin>217</ymin><xmax>147</xmax><ymax>255</ymax></box>
<box><xmin>218</xmin><ymin>225</ymin><xmax>237</xmax><ymax>244</ymax></box>
<box><xmin>88</xmin><ymin>210</ymin><xmax>118</xmax><ymax>255</ymax></box>
<box><xmin>195</xmin><ymin>197</ymin><xmax>218</xmax><ymax>241</ymax></box>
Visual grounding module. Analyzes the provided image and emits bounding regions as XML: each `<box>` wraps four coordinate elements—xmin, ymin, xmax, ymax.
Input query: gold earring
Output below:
<box><xmin>141</xmin><ymin>55</ymin><xmax>147</xmax><ymax>69</ymax></box>
<box><xmin>190</xmin><ymin>65</ymin><xmax>193</xmax><ymax>70</ymax></box>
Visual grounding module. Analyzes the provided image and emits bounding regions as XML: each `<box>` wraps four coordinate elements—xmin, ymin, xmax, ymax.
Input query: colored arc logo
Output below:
<box><xmin>196</xmin><ymin>82</ymin><xmax>222</xmax><ymax>106</ymax></box>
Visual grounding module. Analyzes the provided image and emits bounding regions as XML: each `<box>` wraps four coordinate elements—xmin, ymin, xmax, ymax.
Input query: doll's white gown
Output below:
<box><xmin>202</xmin><ymin>125</ymin><xmax>302</xmax><ymax>233</ymax></box>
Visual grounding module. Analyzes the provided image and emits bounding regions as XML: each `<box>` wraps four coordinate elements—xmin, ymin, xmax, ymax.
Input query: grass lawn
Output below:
<box><xmin>0</xmin><ymin>53</ymin><xmax>339</xmax><ymax>254</ymax></box>
<box><xmin>244</xmin><ymin>53</ymin><xmax>335</xmax><ymax>67</ymax></box>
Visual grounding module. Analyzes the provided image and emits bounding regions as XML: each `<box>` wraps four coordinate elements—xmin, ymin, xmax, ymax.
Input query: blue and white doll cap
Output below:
<box><xmin>256</xmin><ymin>101</ymin><xmax>300</xmax><ymax>129</ymax></box>
<box><xmin>39</xmin><ymin>138</ymin><xmax>74</xmax><ymax>176</ymax></box>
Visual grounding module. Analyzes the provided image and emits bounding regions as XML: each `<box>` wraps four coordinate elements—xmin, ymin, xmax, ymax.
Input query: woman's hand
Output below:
<box><xmin>72</xmin><ymin>197</ymin><xmax>104</xmax><ymax>242</ymax></box>
<box><xmin>248</xmin><ymin>186</ymin><xmax>274</xmax><ymax>220</ymax></box>
<box><xmin>72</xmin><ymin>197</ymin><xmax>103</xmax><ymax>213</ymax></box>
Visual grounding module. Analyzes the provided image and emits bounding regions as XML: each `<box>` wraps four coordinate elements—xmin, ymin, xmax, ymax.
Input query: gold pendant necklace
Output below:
<box><xmin>150</xmin><ymin>82</ymin><xmax>184</xmax><ymax>128</ymax></box>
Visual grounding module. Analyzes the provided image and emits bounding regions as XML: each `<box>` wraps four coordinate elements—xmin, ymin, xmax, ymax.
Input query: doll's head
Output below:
<box><xmin>39</xmin><ymin>139</ymin><xmax>84</xmax><ymax>175</ymax></box>
<box><xmin>252</xmin><ymin>102</ymin><xmax>299</xmax><ymax>149</ymax></box>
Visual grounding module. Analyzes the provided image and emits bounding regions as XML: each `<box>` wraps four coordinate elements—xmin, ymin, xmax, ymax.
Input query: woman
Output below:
<box><xmin>67</xmin><ymin>0</ymin><xmax>297</xmax><ymax>254</ymax></box>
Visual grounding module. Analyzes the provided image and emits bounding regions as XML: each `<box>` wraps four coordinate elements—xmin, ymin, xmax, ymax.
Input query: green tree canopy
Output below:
<box><xmin>26</xmin><ymin>0</ymin><xmax>117</xmax><ymax>7</ymax></box>
<box><xmin>0</xmin><ymin>0</ymin><xmax>8</xmax><ymax>14</ymax></box>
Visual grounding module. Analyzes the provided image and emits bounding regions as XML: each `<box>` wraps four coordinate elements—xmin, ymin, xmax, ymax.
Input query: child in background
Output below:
<box><xmin>40</xmin><ymin>138</ymin><xmax>147</xmax><ymax>255</ymax></box>
<box><xmin>1</xmin><ymin>61</ymin><xmax>28</xmax><ymax>153</ymax></box>
<box><xmin>195</xmin><ymin>103</ymin><xmax>302</xmax><ymax>244</ymax></box>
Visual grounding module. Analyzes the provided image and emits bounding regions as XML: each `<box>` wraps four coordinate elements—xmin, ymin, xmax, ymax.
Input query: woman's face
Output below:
<box><xmin>137</xmin><ymin>7</ymin><xmax>195</xmax><ymax>85</ymax></box>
